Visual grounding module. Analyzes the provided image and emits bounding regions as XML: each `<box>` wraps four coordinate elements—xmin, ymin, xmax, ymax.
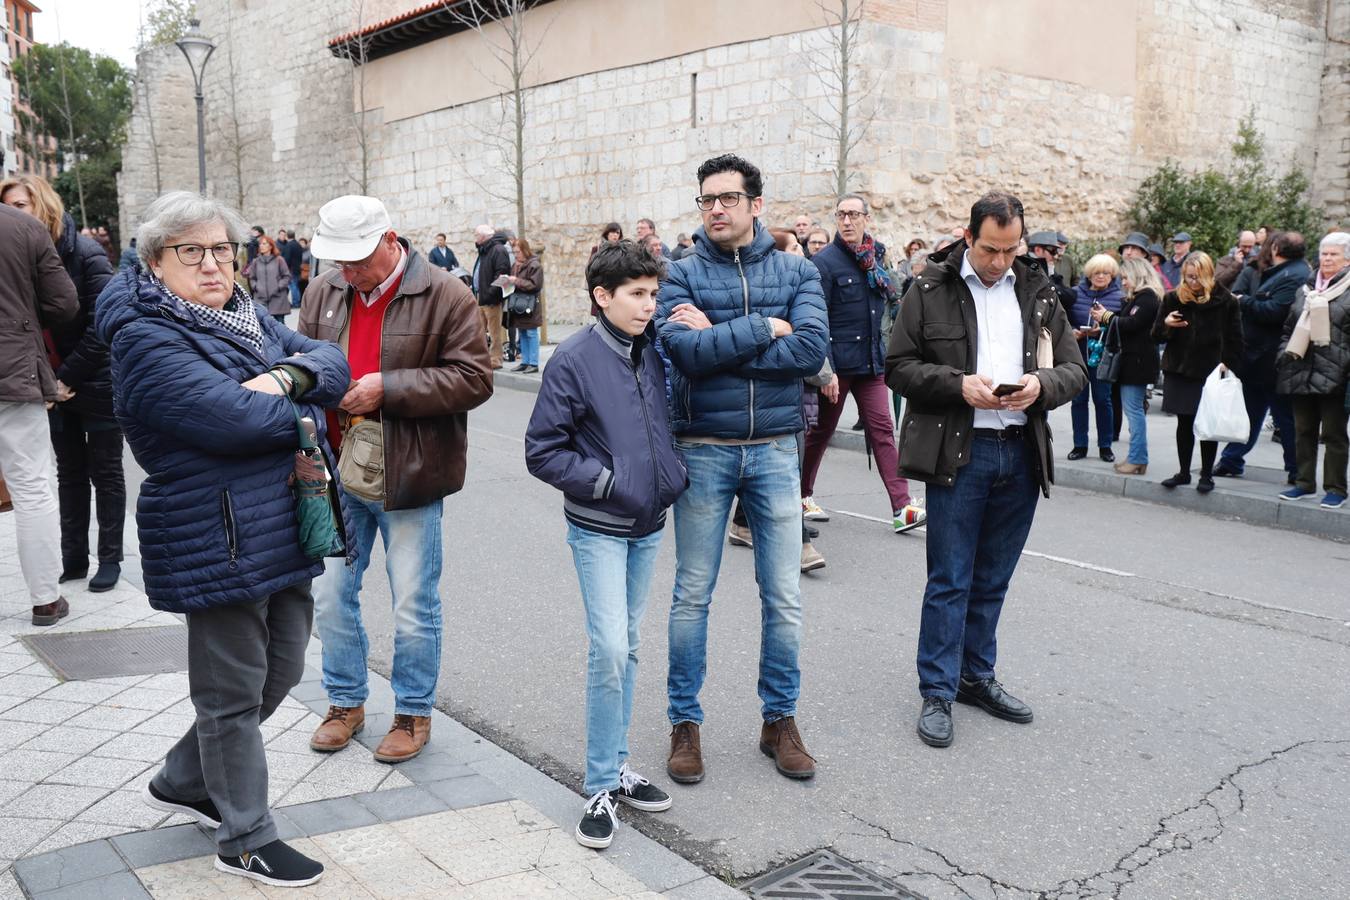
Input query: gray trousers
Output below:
<box><xmin>153</xmin><ymin>580</ymin><xmax>313</xmax><ymax>855</ymax></box>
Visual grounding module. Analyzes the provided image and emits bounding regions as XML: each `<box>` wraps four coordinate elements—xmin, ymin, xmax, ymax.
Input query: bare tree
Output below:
<box><xmin>332</xmin><ymin>0</ymin><xmax>375</xmax><ymax>194</ymax></box>
<box><xmin>212</xmin><ymin>8</ymin><xmax>254</xmax><ymax>209</ymax></box>
<box><xmin>443</xmin><ymin>0</ymin><xmax>556</xmax><ymax>236</ymax></box>
<box><xmin>135</xmin><ymin>5</ymin><xmax>164</xmax><ymax>193</ymax></box>
<box><xmin>790</xmin><ymin>0</ymin><xmax>880</xmax><ymax>196</ymax></box>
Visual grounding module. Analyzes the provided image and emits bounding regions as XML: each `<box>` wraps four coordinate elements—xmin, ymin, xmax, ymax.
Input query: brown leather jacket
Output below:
<box><xmin>885</xmin><ymin>241</ymin><xmax>1087</xmax><ymax>497</ymax></box>
<box><xmin>0</xmin><ymin>205</ymin><xmax>79</xmax><ymax>403</ymax></box>
<box><xmin>298</xmin><ymin>242</ymin><xmax>493</xmax><ymax>510</ymax></box>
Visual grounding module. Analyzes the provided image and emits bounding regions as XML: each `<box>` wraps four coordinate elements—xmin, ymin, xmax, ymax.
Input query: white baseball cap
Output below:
<box><xmin>309</xmin><ymin>195</ymin><xmax>392</xmax><ymax>262</ymax></box>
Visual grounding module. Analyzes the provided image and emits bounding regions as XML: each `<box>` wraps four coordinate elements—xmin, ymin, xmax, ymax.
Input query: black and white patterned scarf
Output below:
<box><xmin>154</xmin><ymin>276</ymin><xmax>266</xmax><ymax>357</ymax></box>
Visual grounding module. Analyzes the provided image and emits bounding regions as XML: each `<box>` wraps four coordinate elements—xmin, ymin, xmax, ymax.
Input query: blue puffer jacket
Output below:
<box><xmin>656</xmin><ymin>224</ymin><xmax>828</xmax><ymax>439</ymax></box>
<box><xmin>810</xmin><ymin>232</ymin><xmax>891</xmax><ymax>376</ymax></box>
<box><xmin>95</xmin><ymin>267</ymin><xmax>352</xmax><ymax>613</ymax></box>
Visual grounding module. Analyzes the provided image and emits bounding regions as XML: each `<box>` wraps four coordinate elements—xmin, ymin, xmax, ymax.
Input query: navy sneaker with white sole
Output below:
<box><xmin>575</xmin><ymin>790</ymin><xmax>617</xmax><ymax>849</ymax></box>
<box><xmin>615</xmin><ymin>764</ymin><xmax>672</xmax><ymax>812</ymax></box>
<box><xmin>215</xmin><ymin>839</ymin><xmax>323</xmax><ymax>887</ymax></box>
<box><xmin>142</xmin><ymin>783</ymin><xmax>222</xmax><ymax>829</ymax></box>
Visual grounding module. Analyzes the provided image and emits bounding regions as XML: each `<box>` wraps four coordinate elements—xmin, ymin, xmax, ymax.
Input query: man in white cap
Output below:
<box><xmin>300</xmin><ymin>195</ymin><xmax>494</xmax><ymax>762</ymax></box>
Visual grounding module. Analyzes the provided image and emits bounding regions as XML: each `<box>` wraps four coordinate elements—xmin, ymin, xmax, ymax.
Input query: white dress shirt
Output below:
<box><xmin>960</xmin><ymin>251</ymin><xmax>1027</xmax><ymax>429</ymax></box>
<box><xmin>360</xmin><ymin>245</ymin><xmax>407</xmax><ymax>307</ymax></box>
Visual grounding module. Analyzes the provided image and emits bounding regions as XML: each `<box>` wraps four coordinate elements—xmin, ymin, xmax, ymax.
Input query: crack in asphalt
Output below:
<box><xmin>843</xmin><ymin>738</ymin><xmax>1350</xmax><ymax>900</ymax></box>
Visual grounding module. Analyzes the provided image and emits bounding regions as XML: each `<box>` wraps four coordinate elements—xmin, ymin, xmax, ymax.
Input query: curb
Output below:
<box><xmin>492</xmin><ymin>377</ymin><xmax>1349</xmax><ymax>543</ymax></box>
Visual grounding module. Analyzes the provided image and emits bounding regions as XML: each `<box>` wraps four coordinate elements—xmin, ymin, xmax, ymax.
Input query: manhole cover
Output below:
<box><xmin>743</xmin><ymin>850</ymin><xmax>926</xmax><ymax>899</ymax></box>
<box><xmin>20</xmin><ymin>625</ymin><xmax>189</xmax><ymax>680</ymax></box>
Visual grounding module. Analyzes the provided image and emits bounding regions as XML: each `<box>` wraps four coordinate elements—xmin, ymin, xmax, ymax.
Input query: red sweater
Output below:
<box><xmin>329</xmin><ymin>275</ymin><xmax>402</xmax><ymax>451</ymax></box>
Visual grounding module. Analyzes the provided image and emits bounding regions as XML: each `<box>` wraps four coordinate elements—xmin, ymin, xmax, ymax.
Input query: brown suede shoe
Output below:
<box><xmin>373</xmin><ymin>714</ymin><xmax>431</xmax><ymax>763</ymax></box>
<box><xmin>309</xmin><ymin>705</ymin><xmax>365</xmax><ymax>753</ymax></box>
<box><xmin>667</xmin><ymin>721</ymin><xmax>704</xmax><ymax>784</ymax></box>
<box><xmin>31</xmin><ymin>596</ymin><xmax>69</xmax><ymax>626</ymax></box>
<box><xmin>759</xmin><ymin>716</ymin><xmax>816</xmax><ymax>779</ymax></box>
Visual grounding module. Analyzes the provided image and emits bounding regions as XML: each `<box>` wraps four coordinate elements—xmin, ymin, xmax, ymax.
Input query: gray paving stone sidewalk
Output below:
<box><xmin>0</xmin><ymin>514</ymin><xmax>740</xmax><ymax>899</ymax></box>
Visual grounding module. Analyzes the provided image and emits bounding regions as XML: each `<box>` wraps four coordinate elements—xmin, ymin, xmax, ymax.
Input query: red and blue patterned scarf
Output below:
<box><xmin>853</xmin><ymin>234</ymin><xmax>896</xmax><ymax>302</ymax></box>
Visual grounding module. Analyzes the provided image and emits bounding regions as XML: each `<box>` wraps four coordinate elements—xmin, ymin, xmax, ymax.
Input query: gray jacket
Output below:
<box><xmin>245</xmin><ymin>254</ymin><xmax>292</xmax><ymax>316</ymax></box>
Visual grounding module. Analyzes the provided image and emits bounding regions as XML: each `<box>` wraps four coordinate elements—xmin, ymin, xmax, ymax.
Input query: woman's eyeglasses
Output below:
<box><xmin>165</xmin><ymin>243</ymin><xmax>239</xmax><ymax>266</ymax></box>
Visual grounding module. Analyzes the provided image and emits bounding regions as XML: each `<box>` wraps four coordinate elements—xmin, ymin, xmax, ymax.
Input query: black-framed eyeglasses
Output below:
<box><xmin>835</xmin><ymin>210</ymin><xmax>867</xmax><ymax>222</ymax></box>
<box><xmin>695</xmin><ymin>191</ymin><xmax>757</xmax><ymax>211</ymax></box>
<box><xmin>165</xmin><ymin>242</ymin><xmax>239</xmax><ymax>266</ymax></box>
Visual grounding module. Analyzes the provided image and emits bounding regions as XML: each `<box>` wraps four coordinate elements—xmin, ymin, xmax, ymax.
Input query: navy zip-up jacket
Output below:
<box><xmin>525</xmin><ymin>317</ymin><xmax>687</xmax><ymax>537</ymax></box>
<box><xmin>810</xmin><ymin>232</ymin><xmax>890</xmax><ymax>376</ymax></box>
<box><xmin>655</xmin><ymin>223</ymin><xmax>828</xmax><ymax>439</ymax></box>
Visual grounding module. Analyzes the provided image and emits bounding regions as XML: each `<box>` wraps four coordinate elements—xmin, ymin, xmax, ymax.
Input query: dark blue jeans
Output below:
<box><xmin>1218</xmin><ymin>381</ymin><xmax>1296</xmax><ymax>477</ymax></box>
<box><xmin>917</xmin><ymin>433</ymin><xmax>1039</xmax><ymax>700</ymax></box>
<box><xmin>1071</xmin><ymin>375</ymin><xmax>1114</xmax><ymax>449</ymax></box>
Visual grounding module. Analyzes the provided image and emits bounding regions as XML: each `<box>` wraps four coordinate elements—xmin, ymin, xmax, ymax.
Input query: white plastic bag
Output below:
<box><xmin>1193</xmin><ymin>366</ymin><xmax>1249</xmax><ymax>443</ymax></box>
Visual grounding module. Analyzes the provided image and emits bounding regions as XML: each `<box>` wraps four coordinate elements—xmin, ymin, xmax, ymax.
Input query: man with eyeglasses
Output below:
<box><xmin>800</xmin><ymin>194</ymin><xmax>927</xmax><ymax>535</ymax></box>
<box><xmin>656</xmin><ymin>153</ymin><xmax>828</xmax><ymax>785</ymax></box>
<box><xmin>886</xmin><ymin>192</ymin><xmax>1086</xmax><ymax>749</ymax></box>
<box><xmin>299</xmin><ymin>195</ymin><xmax>494</xmax><ymax>763</ymax></box>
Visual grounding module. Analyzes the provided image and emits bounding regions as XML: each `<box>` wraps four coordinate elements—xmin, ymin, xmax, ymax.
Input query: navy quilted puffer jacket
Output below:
<box><xmin>95</xmin><ymin>267</ymin><xmax>352</xmax><ymax>613</ymax></box>
<box><xmin>656</xmin><ymin>224</ymin><xmax>828</xmax><ymax>439</ymax></box>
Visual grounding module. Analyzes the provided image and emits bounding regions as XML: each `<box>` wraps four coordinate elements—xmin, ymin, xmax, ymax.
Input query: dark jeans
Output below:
<box><xmin>153</xmin><ymin>581</ymin><xmax>313</xmax><ymax>855</ymax></box>
<box><xmin>1291</xmin><ymin>394</ymin><xmax>1349</xmax><ymax>495</ymax></box>
<box><xmin>1071</xmin><ymin>375</ymin><xmax>1114</xmax><ymax>449</ymax></box>
<box><xmin>50</xmin><ymin>414</ymin><xmax>125</xmax><ymax>566</ymax></box>
<box><xmin>917</xmin><ymin>433</ymin><xmax>1038</xmax><ymax>700</ymax></box>
<box><xmin>1218</xmin><ymin>382</ymin><xmax>1296</xmax><ymax>476</ymax></box>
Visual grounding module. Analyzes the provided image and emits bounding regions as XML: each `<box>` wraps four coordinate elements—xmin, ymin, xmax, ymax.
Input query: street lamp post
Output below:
<box><xmin>175</xmin><ymin>19</ymin><xmax>216</xmax><ymax>193</ymax></box>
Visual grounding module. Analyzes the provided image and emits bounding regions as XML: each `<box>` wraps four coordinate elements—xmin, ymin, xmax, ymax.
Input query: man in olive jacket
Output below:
<box><xmin>0</xmin><ymin>203</ymin><xmax>78</xmax><ymax>626</ymax></box>
<box><xmin>300</xmin><ymin>195</ymin><xmax>493</xmax><ymax>764</ymax></box>
<box><xmin>885</xmin><ymin>191</ymin><xmax>1085</xmax><ymax>749</ymax></box>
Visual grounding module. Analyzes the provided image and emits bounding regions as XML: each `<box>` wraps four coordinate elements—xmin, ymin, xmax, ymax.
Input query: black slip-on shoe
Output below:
<box><xmin>215</xmin><ymin>839</ymin><xmax>323</xmax><ymax>887</ymax></box>
<box><xmin>143</xmin><ymin>782</ymin><xmax>222</xmax><ymax>829</ymax></box>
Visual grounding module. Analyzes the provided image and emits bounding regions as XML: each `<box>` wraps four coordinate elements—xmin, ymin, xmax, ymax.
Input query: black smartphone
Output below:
<box><xmin>993</xmin><ymin>383</ymin><xmax>1024</xmax><ymax>397</ymax></box>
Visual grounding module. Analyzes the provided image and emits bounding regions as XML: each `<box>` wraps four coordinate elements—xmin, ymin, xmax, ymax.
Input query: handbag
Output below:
<box><xmin>506</xmin><ymin>290</ymin><xmax>538</xmax><ymax>317</ymax></box>
<box><xmin>268</xmin><ymin>373</ymin><xmax>345</xmax><ymax>559</ymax></box>
<box><xmin>336</xmin><ymin>418</ymin><xmax>385</xmax><ymax>502</ymax></box>
<box><xmin>1096</xmin><ymin>317</ymin><xmax>1123</xmax><ymax>383</ymax></box>
<box><xmin>1193</xmin><ymin>366</ymin><xmax>1250</xmax><ymax>443</ymax></box>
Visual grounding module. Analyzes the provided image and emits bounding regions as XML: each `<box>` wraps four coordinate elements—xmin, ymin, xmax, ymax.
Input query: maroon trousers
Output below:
<box><xmin>801</xmin><ymin>373</ymin><xmax>911</xmax><ymax>512</ymax></box>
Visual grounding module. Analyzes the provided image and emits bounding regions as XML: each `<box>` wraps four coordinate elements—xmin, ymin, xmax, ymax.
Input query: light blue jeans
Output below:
<box><xmin>313</xmin><ymin>493</ymin><xmax>444</xmax><ymax>716</ymax></box>
<box><xmin>1119</xmin><ymin>384</ymin><xmax>1149</xmax><ymax>465</ymax></box>
<box><xmin>566</xmin><ymin>522</ymin><xmax>663</xmax><ymax>795</ymax></box>
<box><xmin>518</xmin><ymin>328</ymin><xmax>540</xmax><ymax>366</ymax></box>
<box><xmin>667</xmin><ymin>437</ymin><xmax>803</xmax><ymax>725</ymax></box>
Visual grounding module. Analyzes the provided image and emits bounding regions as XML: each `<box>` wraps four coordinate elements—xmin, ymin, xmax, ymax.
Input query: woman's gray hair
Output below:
<box><xmin>137</xmin><ymin>191</ymin><xmax>248</xmax><ymax>267</ymax></box>
<box><xmin>1319</xmin><ymin>231</ymin><xmax>1350</xmax><ymax>254</ymax></box>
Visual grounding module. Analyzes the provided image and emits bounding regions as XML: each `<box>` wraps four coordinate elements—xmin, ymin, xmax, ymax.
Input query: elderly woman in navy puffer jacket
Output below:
<box><xmin>1067</xmin><ymin>254</ymin><xmax>1125</xmax><ymax>461</ymax></box>
<box><xmin>95</xmin><ymin>192</ymin><xmax>350</xmax><ymax>887</ymax></box>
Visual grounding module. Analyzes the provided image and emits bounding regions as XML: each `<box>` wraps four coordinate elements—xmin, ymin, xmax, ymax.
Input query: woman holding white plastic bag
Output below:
<box><xmin>1151</xmin><ymin>252</ymin><xmax>1244</xmax><ymax>493</ymax></box>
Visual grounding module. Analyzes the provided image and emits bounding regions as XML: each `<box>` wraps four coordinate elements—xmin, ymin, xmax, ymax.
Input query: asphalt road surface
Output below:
<box><xmin>128</xmin><ymin>383</ymin><xmax>1350</xmax><ymax>898</ymax></box>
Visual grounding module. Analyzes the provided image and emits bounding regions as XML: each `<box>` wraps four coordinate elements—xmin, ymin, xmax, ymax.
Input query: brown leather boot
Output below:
<box><xmin>31</xmin><ymin>596</ymin><xmax>69</xmax><ymax>626</ymax></box>
<box><xmin>667</xmin><ymin>721</ymin><xmax>704</xmax><ymax>784</ymax></box>
<box><xmin>373</xmin><ymin>714</ymin><xmax>431</xmax><ymax>763</ymax></box>
<box><xmin>759</xmin><ymin>716</ymin><xmax>816</xmax><ymax>779</ymax></box>
<box><xmin>309</xmin><ymin>705</ymin><xmax>365</xmax><ymax>752</ymax></box>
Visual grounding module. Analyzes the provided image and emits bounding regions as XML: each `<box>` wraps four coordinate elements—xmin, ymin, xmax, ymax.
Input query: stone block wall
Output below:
<box><xmin>117</xmin><ymin>44</ymin><xmax>199</xmax><ymax>242</ymax></box>
<box><xmin>1313</xmin><ymin>1</ymin><xmax>1350</xmax><ymax>228</ymax></box>
<box><xmin>117</xmin><ymin>0</ymin><xmax>1345</xmax><ymax>323</ymax></box>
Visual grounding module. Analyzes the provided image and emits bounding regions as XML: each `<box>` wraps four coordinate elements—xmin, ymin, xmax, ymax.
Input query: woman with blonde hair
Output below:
<box><xmin>1</xmin><ymin>173</ymin><xmax>124</xmax><ymax>591</ymax></box>
<box><xmin>1151</xmin><ymin>252</ymin><xmax>1243</xmax><ymax>492</ymax></box>
<box><xmin>1067</xmin><ymin>253</ymin><xmax>1124</xmax><ymax>461</ymax></box>
<box><xmin>1092</xmin><ymin>257</ymin><xmax>1162</xmax><ymax>473</ymax></box>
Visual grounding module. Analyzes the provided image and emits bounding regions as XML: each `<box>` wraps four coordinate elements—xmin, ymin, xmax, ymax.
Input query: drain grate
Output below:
<box><xmin>20</xmin><ymin>625</ymin><xmax>189</xmax><ymax>680</ymax></box>
<box><xmin>743</xmin><ymin>850</ymin><xmax>926</xmax><ymax>899</ymax></box>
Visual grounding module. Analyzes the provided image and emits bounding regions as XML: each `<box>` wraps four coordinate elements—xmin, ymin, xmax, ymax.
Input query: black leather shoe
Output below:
<box><xmin>89</xmin><ymin>562</ymin><xmax>121</xmax><ymax>593</ymax></box>
<box><xmin>1161</xmin><ymin>473</ymin><xmax>1191</xmax><ymax>488</ymax></box>
<box><xmin>1099</xmin><ymin>448</ymin><xmax>1115</xmax><ymax>463</ymax></box>
<box><xmin>1196</xmin><ymin>476</ymin><xmax>1215</xmax><ymax>494</ymax></box>
<box><xmin>1067</xmin><ymin>447</ymin><xmax>1088</xmax><ymax>461</ymax></box>
<box><xmin>956</xmin><ymin>677</ymin><xmax>1033</xmax><ymax>724</ymax></box>
<box><xmin>916</xmin><ymin>697</ymin><xmax>953</xmax><ymax>747</ymax></box>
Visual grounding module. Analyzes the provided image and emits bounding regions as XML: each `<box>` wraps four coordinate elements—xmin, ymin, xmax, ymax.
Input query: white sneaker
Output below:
<box><xmin>802</xmin><ymin>497</ymin><xmax>829</xmax><ymax>521</ymax></box>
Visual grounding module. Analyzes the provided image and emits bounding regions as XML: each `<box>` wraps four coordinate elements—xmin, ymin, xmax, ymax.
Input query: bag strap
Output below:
<box><xmin>267</xmin><ymin>371</ymin><xmax>317</xmax><ymax>450</ymax></box>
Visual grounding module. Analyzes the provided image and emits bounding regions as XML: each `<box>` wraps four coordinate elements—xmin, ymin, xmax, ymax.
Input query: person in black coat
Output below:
<box><xmin>1214</xmin><ymin>232</ymin><xmax>1310</xmax><ymax>481</ymax></box>
<box><xmin>1093</xmin><ymin>258</ymin><xmax>1162</xmax><ymax>474</ymax></box>
<box><xmin>1151</xmin><ymin>252</ymin><xmax>1244</xmax><ymax>493</ymax></box>
<box><xmin>1</xmin><ymin>175</ymin><xmax>124</xmax><ymax>592</ymax></box>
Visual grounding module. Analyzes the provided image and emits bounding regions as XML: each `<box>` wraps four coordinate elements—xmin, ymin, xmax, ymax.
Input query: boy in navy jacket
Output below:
<box><xmin>524</xmin><ymin>241</ymin><xmax>687</xmax><ymax>849</ymax></box>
